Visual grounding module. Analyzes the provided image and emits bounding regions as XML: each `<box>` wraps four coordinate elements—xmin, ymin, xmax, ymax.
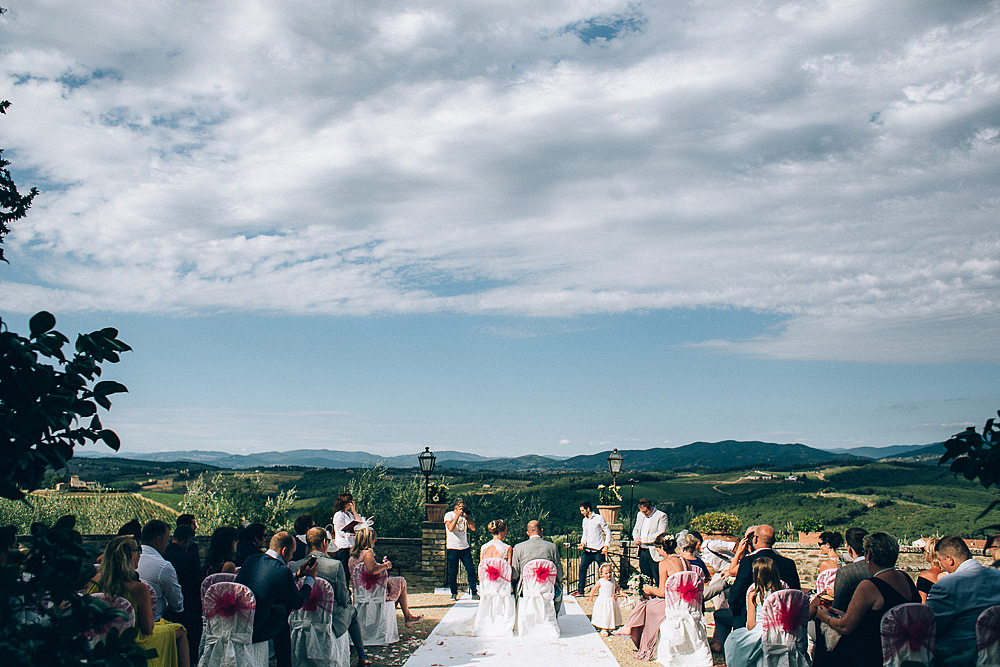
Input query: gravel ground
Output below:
<box><xmin>364</xmin><ymin>592</ymin><xmax>727</xmax><ymax>667</ymax></box>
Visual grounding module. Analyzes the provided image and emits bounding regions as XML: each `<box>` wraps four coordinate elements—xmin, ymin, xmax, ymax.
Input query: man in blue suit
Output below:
<box><xmin>236</xmin><ymin>531</ymin><xmax>317</xmax><ymax>667</ymax></box>
<box><xmin>728</xmin><ymin>525</ymin><xmax>800</xmax><ymax>628</ymax></box>
<box><xmin>927</xmin><ymin>535</ymin><xmax>1000</xmax><ymax>666</ymax></box>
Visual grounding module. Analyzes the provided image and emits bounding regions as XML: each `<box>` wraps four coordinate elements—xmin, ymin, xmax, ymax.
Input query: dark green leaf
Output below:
<box><xmin>28</xmin><ymin>311</ymin><xmax>56</xmax><ymax>337</ymax></box>
<box><xmin>99</xmin><ymin>429</ymin><xmax>121</xmax><ymax>451</ymax></box>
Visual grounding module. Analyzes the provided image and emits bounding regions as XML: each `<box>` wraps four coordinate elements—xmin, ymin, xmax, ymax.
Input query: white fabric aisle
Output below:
<box><xmin>403</xmin><ymin>595</ymin><xmax>620</xmax><ymax>667</ymax></box>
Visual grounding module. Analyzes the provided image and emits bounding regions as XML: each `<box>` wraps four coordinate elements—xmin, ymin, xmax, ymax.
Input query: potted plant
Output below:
<box><xmin>597</xmin><ymin>483</ymin><xmax>622</xmax><ymax>524</ymax></box>
<box><xmin>425</xmin><ymin>483</ymin><xmax>448</xmax><ymax>522</ymax></box>
<box><xmin>690</xmin><ymin>512</ymin><xmax>742</xmax><ymax>539</ymax></box>
<box><xmin>795</xmin><ymin>517</ymin><xmax>824</xmax><ymax>543</ymax></box>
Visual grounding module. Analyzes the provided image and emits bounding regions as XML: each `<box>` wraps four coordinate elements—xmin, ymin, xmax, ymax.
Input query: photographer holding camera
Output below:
<box><xmin>444</xmin><ymin>497</ymin><xmax>479</xmax><ymax>600</ymax></box>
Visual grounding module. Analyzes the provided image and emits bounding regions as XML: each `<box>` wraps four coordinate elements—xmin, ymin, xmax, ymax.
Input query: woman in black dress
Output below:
<box><xmin>814</xmin><ymin>531</ymin><xmax>919</xmax><ymax>667</ymax></box>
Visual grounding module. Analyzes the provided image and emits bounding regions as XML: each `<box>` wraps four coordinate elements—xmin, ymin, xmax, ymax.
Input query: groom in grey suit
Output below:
<box><xmin>289</xmin><ymin>527</ymin><xmax>369</xmax><ymax>665</ymax></box>
<box><xmin>512</xmin><ymin>520</ymin><xmax>564</xmax><ymax>614</ymax></box>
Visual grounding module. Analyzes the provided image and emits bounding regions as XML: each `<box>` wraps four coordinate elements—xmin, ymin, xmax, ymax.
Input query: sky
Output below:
<box><xmin>1</xmin><ymin>1</ymin><xmax>998</xmax><ymax>459</ymax></box>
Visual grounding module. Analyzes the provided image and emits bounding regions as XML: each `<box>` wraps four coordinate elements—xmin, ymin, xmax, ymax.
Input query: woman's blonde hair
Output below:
<box><xmin>751</xmin><ymin>556</ymin><xmax>782</xmax><ymax>606</ymax></box>
<box><xmin>923</xmin><ymin>537</ymin><xmax>940</xmax><ymax>567</ymax></box>
<box><xmin>350</xmin><ymin>527</ymin><xmax>377</xmax><ymax>558</ymax></box>
<box><xmin>488</xmin><ymin>519</ymin><xmax>506</xmax><ymax>536</ymax></box>
<box><xmin>98</xmin><ymin>535</ymin><xmax>139</xmax><ymax>600</ymax></box>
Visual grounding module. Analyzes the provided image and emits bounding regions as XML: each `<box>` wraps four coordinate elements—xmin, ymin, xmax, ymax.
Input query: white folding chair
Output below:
<box><xmin>87</xmin><ymin>593</ymin><xmax>135</xmax><ymax>648</ymax></box>
<box><xmin>474</xmin><ymin>557</ymin><xmax>515</xmax><ymax>637</ymax></box>
<box><xmin>200</xmin><ymin>581</ymin><xmax>267</xmax><ymax>667</ymax></box>
<box><xmin>977</xmin><ymin>604</ymin><xmax>1000</xmax><ymax>667</ymax></box>
<box><xmin>516</xmin><ymin>558</ymin><xmax>559</xmax><ymax>638</ymax></box>
<box><xmin>657</xmin><ymin>570</ymin><xmax>712</xmax><ymax>666</ymax></box>
<box><xmin>351</xmin><ymin>562</ymin><xmax>398</xmax><ymax>645</ymax></box>
<box><xmin>881</xmin><ymin>602</ymin><xmax>935</xmax><ymax>667</ymax></box>
<box><xmin>760</xmin><ymin>589</ymin><xmax>811</xmax><ymax>667</ymax></box>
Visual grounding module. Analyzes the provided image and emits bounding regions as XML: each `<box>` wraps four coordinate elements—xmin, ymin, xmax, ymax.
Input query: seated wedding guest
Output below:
<box><xmin>236</xmin><ymin>532</ymin><xmax>317</xmax><ymax>667</ymax></box>
<box><xmin>88</xmin><ymin>536</ymin><xmax>190</xmax><ymax>667</ymax></box>
<box><xmin>814</xmin><ymin>532</ymin><xmax>918</xmax><ymax>667</ymax></box>
<box><xmin>680</xmin><ymin>531</ymin><xmax>711</xmax><ymax>580</ymax></box>
<box><xmin>175</xmin><ymin>514</ymin><xmax>201</xmax><ymax>566</ymax></box>
<box><xmin>927</xmin><ymin>535</ymin><xmax>1000</xmax><ymax>666</ymax></box>
<box><xmin>349</xmin><ymin>527</ymin><xmax>423</xmax><ymax>627</ymax></box>
<box><xmin>234</xmin><ymin>522</ymin><xmax>266</xmax><ymax>566</ymax></box>
<box><xmin>290</xmin><ymin>527</ymin><xmax>371</xmax><ymax>667</ymax></box>
<box><xmin>985</xmin><ymin>533</ymin><xmax>1000</xmax><ymax>568</ymax></box>
<box><xmin>725</xmin><ymin>556</ymin><xmax>784</xmax><ymax>667</ymax></box>
<box><xmin>915</xmin><ymin>537</ymin><xmax>944</xmax><ymax>603</ymax></box>
<box><xmin>832</xmin><ymin>526</ymin><xmax>869</xmax><ymax>612</ymax></box>
<box><xmin>203</xmin><ymin>526</ymin><xmax>238</xmax><ymax>576</ymax></box>
<box><xmin>818</xmin><ymin>531</ymin><xmax>844</xmax><ymax>571</ymax></box>
<box><xmin>616</xmin><ymin>533</ymin><xmax>691</xmax><ymax>661</ymax></box>
<box><xmin>481</xmin><ymin>519</ymin><xmax>512</xmax><ymax>563</ymax></box>
<box><xmin>137</xmin><ymin>520</ymin><xmax>184</xmax><ymax>623</ymax></box>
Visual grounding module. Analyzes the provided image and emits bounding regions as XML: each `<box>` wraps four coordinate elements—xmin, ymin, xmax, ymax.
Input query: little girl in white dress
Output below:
<box><xmin>588</xmin><ymin>563</ymin><xmax>623</xmax><ymax>636</ymax></box>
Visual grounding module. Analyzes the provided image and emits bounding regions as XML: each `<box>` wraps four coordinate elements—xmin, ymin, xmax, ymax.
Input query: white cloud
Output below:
<box><xmin>0</xmin><ymin>0</ymin><xmax>997</xmax><ymax>362</ymax></box>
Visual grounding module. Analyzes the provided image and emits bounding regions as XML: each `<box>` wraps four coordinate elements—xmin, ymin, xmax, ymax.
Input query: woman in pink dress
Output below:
<box><xmin>349</xmin><ymin>527</ymin><xmax>423</xmax><ymax>627</ymax></box>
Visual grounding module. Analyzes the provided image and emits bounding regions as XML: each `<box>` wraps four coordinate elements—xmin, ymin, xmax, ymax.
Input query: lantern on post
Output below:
<box><xmin>607</xmin><ymin>448</ymin><xmax>623</xmax><ymax>489</ymax></box>
<box><xmin>418</xmin><ymin>446</ymin><xmax>436</xmax><ymax>504</ymax></box>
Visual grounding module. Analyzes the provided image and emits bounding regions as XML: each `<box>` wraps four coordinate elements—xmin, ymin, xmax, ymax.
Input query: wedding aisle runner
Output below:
<box><xmin>402</xmin><ymin>594</ymin><xmax>620</xmax><ymax>667</ymax></box>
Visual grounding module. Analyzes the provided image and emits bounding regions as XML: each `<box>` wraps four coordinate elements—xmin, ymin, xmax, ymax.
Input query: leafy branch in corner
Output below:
<box><xmin>939</xmin><ymin>409</ymin><xmax>1000</xmax><ymax>523</ymax></box>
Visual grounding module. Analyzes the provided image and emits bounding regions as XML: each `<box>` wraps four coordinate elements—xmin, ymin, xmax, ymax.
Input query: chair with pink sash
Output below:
<box><xmin>473</xmin><ymin>557</ymin><xmax>516</xmax><ymax>637</ymax></box>
<box><xmin>815</xmin><ymin>568</ymin><xmax>838</xmax><ymax>596</ymax></box>
<box><xmin>198</xmin><ymin>573</ymin><xmax>238</xmax><ymax>658</ymax></box>
<box><xmin>200</xmin><ymin>581</ymin><xmax>267</xmax><ymax>667</ymax></box>
<box><xmin>289</xmin><ymin>577</ymin><xmax>349</xmax><ymax>667</ymax></box>
<box><xmin>87</xmin><ymin>593</ymin><xmax>135</xmax><ymax>648</ymax></box>
<box><xmin>759</xmin><ymin>589</ymin><xmax>810</xmax><ymax>667</ymax></box>
<box><xmin>516</xmin><ymin>558</ymin><xmax>559</xmax><ymax>638</ymax></box>
<box><xmin>352</xmin><ymin>562</ymin><xmax>399</xmax><ymax>646</ymax></box>
<box><xmin>880</xmin><ymin>602</ymin><xmax>935</xmax><ymax>667</ymax></box>
<box><xmin>656</xmin><ymin>570</ymin><xmax>712</xmax><ymax>666</ymax></box>
<box><xmin>977</xmin><ymin>604</ymin><xmax>1000</xmax><ymax>667</ymax></box>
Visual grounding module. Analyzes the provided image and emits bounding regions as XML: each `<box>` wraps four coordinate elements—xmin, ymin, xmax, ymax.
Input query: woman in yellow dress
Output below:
<box><xmin>88</xmin><ymin>536</ymin><xmax>190</xmax><ymax>667</ymax></box>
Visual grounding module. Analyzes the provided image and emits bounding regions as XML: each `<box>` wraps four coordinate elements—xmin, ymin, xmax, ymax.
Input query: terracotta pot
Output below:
<box><xmin>425</xmin><ymin>503</ymin><xmax>447</xmax><ymax>522</ymax></box>
<box><xmin>798</xmin><ymin>531</ymin><xmax>822</xmax><ymax>544</ymax></box>
<box><xmin>597</xmin><ymin>505</ymin><xmax>621</xmax><ymax>525</ymax></box>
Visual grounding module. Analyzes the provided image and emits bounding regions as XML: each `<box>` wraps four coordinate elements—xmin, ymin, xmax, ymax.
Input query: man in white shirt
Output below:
<box><xmin>631</xmin><ymin>498</ymin><xmax>668</xmax><ymax>585</ymax></box>
<box><xmin>574</xmin><ymin>501</ymin><xmax>611</xmax><ymax>597</ymax></box>
<box><xmin>136</xmin><ymin>519</ymin><xmax>184</xmax><ymax>622</ymax></box>
<box><xmin>444</xmin><ymin>497</ymin><xmax>478</xmax><ymax>600</ymax></box>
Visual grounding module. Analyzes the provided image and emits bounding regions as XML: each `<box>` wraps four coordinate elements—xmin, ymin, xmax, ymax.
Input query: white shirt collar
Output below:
<box><xmin>265</xmin><ymin>548</ymin><xmax>283</xmax><ymax>562</ymax></box>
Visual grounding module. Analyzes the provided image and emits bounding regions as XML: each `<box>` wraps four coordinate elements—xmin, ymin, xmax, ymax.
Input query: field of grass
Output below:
<box><xmin>138</xmin><ymin>491</ymin><xmax>186</xmax><ymax>511</ymax></box>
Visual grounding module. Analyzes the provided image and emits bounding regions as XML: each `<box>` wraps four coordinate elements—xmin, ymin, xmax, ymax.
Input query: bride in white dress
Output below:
<box><xmin>473</xmin><ymin>519</ymin><xmax>516</xmax><ymax>636</ymax></box>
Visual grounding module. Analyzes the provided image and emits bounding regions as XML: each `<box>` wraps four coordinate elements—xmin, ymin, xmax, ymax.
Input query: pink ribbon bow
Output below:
<box><xmin>484</xmin><ymin>563</ymin><xmax>510</xmax><ymax>583</ymax></box>
<box><xmin>676</xmin><ymin>580</ymin><xmax>701</xmax><ymax>606</ymax></box>
<box><xmin>762</xmin><ymin>594</ymin><xmax>807</xmax><ymax>633</ymax></box>
<box><xmin>357</xmin><ymin>566</ymin><xmax>386</xmax><ymax>591</ymax></box>
<box><xmin>531</xmin><ymin>562</ymin><xmax>555</xmax><ymax>585</ymax></box>
<box><xmin>883</xmin><ymin>615</ymin><xmax>934</xmax><ymax>659</ymax></box>
<box><xmin>302</xmin><ymin>583</ymin><xmax>335</xmax><ymax>614</ymax></box>
<box><xmin>206</xmin><ymin>591</ymin><xmax>241</xmax><ymax>619</ymax></box>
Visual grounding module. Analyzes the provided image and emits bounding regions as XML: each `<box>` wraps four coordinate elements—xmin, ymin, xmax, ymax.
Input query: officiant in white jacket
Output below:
<box><xmin>631</xmin><ymin>498</ymin><xmax>669</xmax><ymax>585</ymax></box>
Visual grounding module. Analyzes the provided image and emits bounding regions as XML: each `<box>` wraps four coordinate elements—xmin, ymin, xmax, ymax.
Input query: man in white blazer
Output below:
<box><xmin>631</xmin><ymin>498</ymin><xmax>668</xmax><ymax>585</ymax></box>
<box><xmin>927</xmin><ymin>535</ymin><xmax>1000</xmax><ymax>665</ymax></box>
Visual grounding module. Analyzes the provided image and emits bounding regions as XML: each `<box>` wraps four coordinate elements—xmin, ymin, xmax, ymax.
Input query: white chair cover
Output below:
<box><xmin>815</xmin><ymin>568</ymin><xmax>837</xmax><ymax>595</ymax></box>
<box><xmin>199</xmin><ymin>573</ymin><xmax>238</xmax><ymax>659</ymax></box>
<box><xmin>352</xmin><ymin>562</ymin><xmax>399</xmax><ymax>646</ymax></box>
<box><xmin>760</xmin><ymin>589</ymin><xmax>811</xmax><ymax>667</ymax></box>
<box><xmin>473</xmin><ymin>557</ymin><xmax>515</xmax><ymax>637</ymax></box>
<box><xmin>977</xmin><ymin>605</ymin><xmax>1000</xmax><ymax>667</ymax></box>
<box><xmin>881</xmin><ymin>602</ymin><xmax>935</xmax><ymax>667</ymax></box>
<box><xmin>289</xmin><ymin>578</ymin><xmax>345</xmax><ymax>667</ymax></box>
<box><xmin>516</xmin><ymin>558</ymin><xmax>559</xmax><ymax>638</ymax></box>
<box><xmin>200</xmin><ymin>582</ymin><xmax>267</xmax><ymax>667</ymax></box>
<box><xmin>143</xmin><ymin>581</ymin><xmax>158</xmax><ymax>618</ymax></box>
<box><xmin>88</xmin><ymin>593</ymin><xmax>135</xmax><ymax>647</ymax></box>
<box><xmin>656</xmin><ymin>571</ymin><xmax>712</xmax><ymax>666</ymax></box>
<box><xmin>201</xmin><ymin>573</ymin><xmax>238</xmax><ymax>604</ymax></box>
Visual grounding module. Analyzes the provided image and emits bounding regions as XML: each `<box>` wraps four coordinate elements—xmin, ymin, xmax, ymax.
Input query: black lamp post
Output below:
<box><xmin>607</xmin><ymin>448</ymin><xmax>623</xmax><ymax>491</ymax></box>
<box><xmin>418</xmin><ymin>446</ymin><xmax>436</xmax><ymax>503</ymax></box>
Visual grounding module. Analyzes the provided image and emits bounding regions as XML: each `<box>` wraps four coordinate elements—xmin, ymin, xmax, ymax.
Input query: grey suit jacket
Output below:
<box><xmin>832</xmin><ymin>559</ymin><xmax>871</xmax><ymax>612</ymax></box>
<box><xmin>927</xmin><ymin>559</ymin><xmax>1000</xmax><ymax>657</ymax></box>
<box><xmin>512</xmin><ymin>536</ymin><xmax>563</xmax><ymax>613</ymax></box>
<box><xmin>290</xmin><ymin>551</ymin><xmax>352</xmax><ymax>637</ymax></box>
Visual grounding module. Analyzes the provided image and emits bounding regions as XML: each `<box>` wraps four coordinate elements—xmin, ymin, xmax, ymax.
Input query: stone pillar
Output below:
<box><xmin>420</xmin><ymin>520</ymin><xmax>447</xmax><ymax>590</ymax></box>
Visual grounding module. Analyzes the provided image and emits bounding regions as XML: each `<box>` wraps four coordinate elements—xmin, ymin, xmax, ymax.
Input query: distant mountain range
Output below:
<box><xmin>78</xmin><ymin>439</ymin><xmax>944</xmax><ymax>472</ymax></box>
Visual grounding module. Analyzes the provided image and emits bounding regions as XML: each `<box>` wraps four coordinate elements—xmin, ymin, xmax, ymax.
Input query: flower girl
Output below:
<box><xmin>588</xmin><ymin>563</ymin><xmax>623</xmax><ymax>636</ymax></box>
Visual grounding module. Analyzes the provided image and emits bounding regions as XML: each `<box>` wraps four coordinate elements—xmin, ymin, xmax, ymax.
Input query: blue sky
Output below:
<box><xmin>1</xmin><ymin>1</ymin><xmax>997</xmax><ymax>457</ymax></box>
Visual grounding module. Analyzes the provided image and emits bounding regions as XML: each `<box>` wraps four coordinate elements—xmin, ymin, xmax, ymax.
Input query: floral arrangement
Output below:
<box><xmin>427</xmin><ymin>483</ymin><xmax>448</xmax><ymax>504</ymax></box>
<box><xmin>597</xmin><ymin>483</ymin><xmax>622</xmax><ymax>505</ymax></box>
<box><xmin>627</xmin><ymin>572</ymin><xmax>652</xmax><ymax>595</ymax></box>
